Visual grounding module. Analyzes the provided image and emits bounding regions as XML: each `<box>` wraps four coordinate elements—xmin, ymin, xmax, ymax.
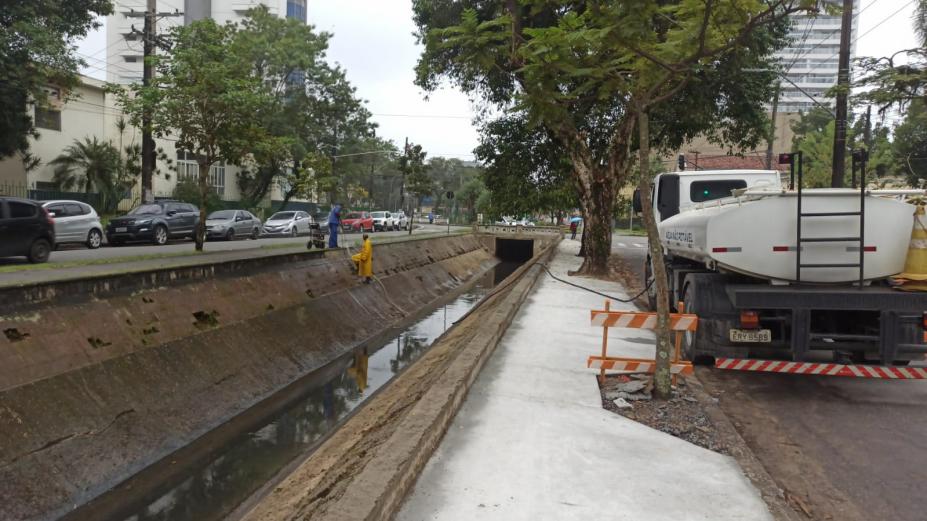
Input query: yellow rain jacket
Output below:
<box><xmin>352</xmin><ymin>238</ymin><xmax>373</xmax><ymax>277</ymax></box>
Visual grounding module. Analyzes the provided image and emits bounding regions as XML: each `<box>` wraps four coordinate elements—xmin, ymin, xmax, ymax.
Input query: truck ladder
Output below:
<box><xmin>795</xmin><ymin>157</ymin><xmax>865</xmax><ymax>287</ymax></box>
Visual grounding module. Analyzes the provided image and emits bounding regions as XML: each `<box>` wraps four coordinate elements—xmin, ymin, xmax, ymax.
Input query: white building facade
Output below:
<box><xmin>775</xmin><ymin>5</ymin><xmax>858</xmax><ymax>113</ymax></box>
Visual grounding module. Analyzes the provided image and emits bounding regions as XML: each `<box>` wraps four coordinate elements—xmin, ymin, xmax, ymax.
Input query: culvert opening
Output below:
<box><xmin>495</xmin><ymin>238</ymin><xmax>534</xmax><ymax>263</ymax></box>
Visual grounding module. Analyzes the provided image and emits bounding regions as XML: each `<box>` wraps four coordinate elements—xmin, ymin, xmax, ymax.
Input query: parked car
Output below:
<box><xmin>370</xmin><ymin>211</ymin><xmax>394</xmax><ymax>231</ymax></box>
<box><xmin>392</xmin><ymin>210</ymin><xmax>409</xmax><ymax>230</ymax></box>
<box><xmin>205</xmin><ymin>210</ymin><xmax>262</xmax><ymax>240</ymax></box>
<box><xmin>342</xmin><ymin>211</ymin><xmax>374</xmax><ymax>233</ymax></box>
<box><xmin>41</xmin><ymin>200</ymin><xmax>104</xmax><ymax>249</ymax></box>
<box><xmin>0</xmin><ymin>197</ymin><xmax>55</xmax><ymax>263</ymax></box>
<box><xmin>107</xmin><ymin>200</ymin><xmax>199</xmax><ymax>246</ymax></box>
<box><xmin>262</xmin><ymin>210</ymin><xmax>312</xmax><ymax>237</ymax></box>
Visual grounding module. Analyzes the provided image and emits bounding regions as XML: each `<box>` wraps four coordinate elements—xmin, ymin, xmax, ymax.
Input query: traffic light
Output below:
<box><xmin>677</xmin><ymin>154</ymin><xmax>686</xmax><ymax>171</ymax></box>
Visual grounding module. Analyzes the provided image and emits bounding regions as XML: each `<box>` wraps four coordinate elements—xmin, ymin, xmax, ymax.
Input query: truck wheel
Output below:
<box><xmin>681</xmin><ymin>282</ymin><xmax>713</xmax><ymax>365</ymax></box>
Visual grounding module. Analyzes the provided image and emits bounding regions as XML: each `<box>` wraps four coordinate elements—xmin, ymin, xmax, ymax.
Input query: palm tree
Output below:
<box><xmin>50</xmin><ymin>136</ymin><xmax>121</xmax><ymax>211</ymax></box>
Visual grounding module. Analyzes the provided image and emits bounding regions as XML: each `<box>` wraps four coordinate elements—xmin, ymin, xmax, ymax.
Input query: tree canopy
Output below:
<box><xmin>413</xmin><ymin>0</ymin><xmax>799</xmax><ymax>275</ymax></box>
<box><xmin>0</xmin><ymin>0</ymin><xmax>113</xmax><ymax>158</ymax></box>
<box><xmin>113</xmin><ymin>18</ymin><xmax>285</xmax><ymax>250</ymax></box>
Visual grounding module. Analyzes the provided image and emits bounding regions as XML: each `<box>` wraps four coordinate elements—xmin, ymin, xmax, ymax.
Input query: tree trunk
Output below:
<box><xmin>572</xmin><ymin>163</ymin><xmax>613</xmax><ymax>274</ymax></box>
<box><xmin>195</xmin><ymin>159</ymin><xmax>211</xmax><ymax>252</ymax></box>
<box><xmin>636</xmin><ymin>109</ymin><xmax>674</xmax><ymax>400</ymax></box>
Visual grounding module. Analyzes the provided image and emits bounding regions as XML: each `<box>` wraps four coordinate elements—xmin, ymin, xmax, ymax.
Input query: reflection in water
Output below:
<box><xmin>122</xmin><ymin>262</ymin><xmax>520</xmax><ymax>521</ymax></box>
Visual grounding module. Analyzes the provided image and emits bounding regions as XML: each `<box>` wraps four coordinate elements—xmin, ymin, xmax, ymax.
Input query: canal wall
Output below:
<box><xmin>0</xmin><ymin>234</ymin><xmax>503</xmax><ymax>521</ymax></box>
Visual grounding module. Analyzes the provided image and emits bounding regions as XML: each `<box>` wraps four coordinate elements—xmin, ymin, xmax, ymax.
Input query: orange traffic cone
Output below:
<box><xmin>894</xmin><ymin>205</ymin><xmax>927</xmax><ymax>291</ymax></box>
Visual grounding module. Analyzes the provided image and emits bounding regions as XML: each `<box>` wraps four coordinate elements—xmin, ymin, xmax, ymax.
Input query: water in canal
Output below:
<box><xmin>121</xmin><ymin>261</ymin><xmax>521</xmax><ymax>521</ymax></box>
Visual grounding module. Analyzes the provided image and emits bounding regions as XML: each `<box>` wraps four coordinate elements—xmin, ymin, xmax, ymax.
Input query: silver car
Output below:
<box><xmin>41</xmin><ymin>200</ymin><xmax>104</xmax><ymax>249</ymax></box>
<box><xmin>206</xmin><ymin>209</ymin><xmax>262</xmax><ymax>240</ymax></box>
<box><xmin>261</xmin><ymin>210</ymin><xmax>312</xmax><ymax>237</ymax></box>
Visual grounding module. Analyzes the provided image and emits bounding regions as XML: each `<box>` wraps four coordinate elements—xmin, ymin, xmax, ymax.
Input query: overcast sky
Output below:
<box><xmin>76</xmin><ymin>0</ymin><xmax>920</xmax><ymax>159</ymax></box>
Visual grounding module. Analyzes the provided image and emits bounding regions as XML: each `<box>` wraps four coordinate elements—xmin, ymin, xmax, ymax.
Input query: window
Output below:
<box><xmin>66</xmin><ymin>204</ymin><xmax>84</xmax><ymax>216</ymax></box>
<box><xmin>177</xmin><ymin>151</ymin><xmax>198</xmax><ymax>181</ymax></box>
<box><xmin>34</xmin><ymin>107</ymin><xmax>61</xmax><ymax>131</ymax></box>
<box><xmin>690</xmin><ymin>180</ymin><xmax>748</xmax><ymax>202</ymax></box>
<box><xmin>9</xmin><ymin>201</ymin><xmax>37</xmax><ymax>218</ymax></box>
<box><xmin>286</xmin><ymin>0</ymin><xmax>306</xmax><ymax>21</ymax></box>
<box><xmin>46</xmin><ymin>204</ymin><xmax>67</xmax><ymax>217</ymax></box>
<box><xmin>209</xmin><ymin>163</ymin><xmax>226</xmax><ymax>196</ymax></box>
<box><xmin>183</xmin><ymin>204</ymin><xmax>197</xmax><ymax>213</ymax></box>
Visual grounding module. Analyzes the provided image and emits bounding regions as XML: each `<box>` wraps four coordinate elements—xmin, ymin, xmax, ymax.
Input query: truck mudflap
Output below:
<box><xmin>720</xmin><ymin>284</ymin><xmax>927</xmax><ymax>365</ymax></box>
<box><xmin>715</xmin><ymin>358</ymin><xmax>927</xmax><ymax>379</ymax></box>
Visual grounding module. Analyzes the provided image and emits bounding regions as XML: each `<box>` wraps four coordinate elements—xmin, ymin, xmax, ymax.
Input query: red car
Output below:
<box><xmin>341</xmin><ymin>211</ymin><xmax>374</xmax><ymax>232</ymax></box>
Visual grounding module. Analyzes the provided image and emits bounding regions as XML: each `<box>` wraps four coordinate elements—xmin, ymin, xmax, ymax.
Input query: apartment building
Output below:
<box><xmin>775</xmin><ymin>4</ymin><xmax>858</xmax><ymax>113</ymax></box>
<box><xmin>103</xmin><ymin>0</ymin><xmax>307</xmax><ymax>202</ymax></box>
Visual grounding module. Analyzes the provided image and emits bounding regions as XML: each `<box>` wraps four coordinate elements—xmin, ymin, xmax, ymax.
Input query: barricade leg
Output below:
<box><xmin>600</xmin><ymin>300</ymin><xmax>610</xmax><ymax>382</ymax></box>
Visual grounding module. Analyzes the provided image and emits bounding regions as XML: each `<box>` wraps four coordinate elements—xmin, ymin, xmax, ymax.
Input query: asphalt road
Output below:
<box><xmin>0</xmin><ymin>224</ymin><xmax>452</xmax><ymax>268</ymax></box>
<box><xmin>613</xmin><ymin>236</ymin><xmax>927</xmax><ymax>521</ymax></box>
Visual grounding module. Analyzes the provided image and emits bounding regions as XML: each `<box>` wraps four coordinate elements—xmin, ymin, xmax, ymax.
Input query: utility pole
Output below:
<box><xmin>831</xmin><ymin>0</ymin><xmax>854</xmax><ymax>188</ymax></box>
<box><xmin>129</xmin><ymin>2</ymin><xmax>182</xmax><ymax>203</ymax></box>
<box><xmin>141</xmin><ymin>0</ymin><xmax>156</xmax><ymax>204</ymax></box>
<box><xmin>765</xmin><ymin>82</ymin><xmax>781</xmax><ymax>170</ymax></box>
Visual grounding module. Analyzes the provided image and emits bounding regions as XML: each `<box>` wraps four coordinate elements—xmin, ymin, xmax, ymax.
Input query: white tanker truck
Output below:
<box><xmin>633</xmin><ymin>168</ymin><xmax>927</xmax><ymax>366</ymax></box>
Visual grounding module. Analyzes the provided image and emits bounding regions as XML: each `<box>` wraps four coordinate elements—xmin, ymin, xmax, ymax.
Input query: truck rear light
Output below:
<box><xmin>739</xmin><ymin>311</ymin><xmax>760</xmax><ymax>329</ymax></box>
<box><xmin>773</xmin><ymin>246</ymin><xmax>789</xmax><ymax>252</ymax></box>
<box><xmin>712</xmin><ymin>247</ymin><xmax>742</xmax><ymax>253</ymax></box>
<box><xmin>922</xmin><ymin>312</ymin><xmax>927</xmax><ymax>331</ymax></box>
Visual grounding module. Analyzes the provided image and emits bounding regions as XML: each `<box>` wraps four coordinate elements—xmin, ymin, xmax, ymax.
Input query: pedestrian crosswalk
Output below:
<box><xmin>615</xmin><ymin>242</ymin><xmax>646</xmax><ymax>248</ymax></box>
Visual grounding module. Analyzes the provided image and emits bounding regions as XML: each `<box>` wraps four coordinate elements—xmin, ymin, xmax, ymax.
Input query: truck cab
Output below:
<box><xmin>635</xmin><ymin>170</ymin><xmax>783</xmax><ymax>222</ymax></box>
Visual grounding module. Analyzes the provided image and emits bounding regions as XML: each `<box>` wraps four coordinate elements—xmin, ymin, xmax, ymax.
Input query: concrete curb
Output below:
<box><xmin>241</xmin><ymin>240</ymin><xmax>558</xmax><ymax>521</ymax></box>
<box><xmin>689</xmin><ymin>370</ymin><xmax>804</xmax><ymax>521</ymax></box>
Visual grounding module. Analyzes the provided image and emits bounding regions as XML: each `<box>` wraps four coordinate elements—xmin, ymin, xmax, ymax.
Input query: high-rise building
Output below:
<box><xmin>102</xmin><ymin>1</ymin><xmax>308</xmax><ymax>201</ymax></box>
<box><xmin>775</xmin><ymin>5</ymin><xmax>858</xmax><ymax>113</ymax></box>
<box><xmin>105</xmin><ymin>1</ymin><xmax>305</xmax><ymax>85</ymax></box>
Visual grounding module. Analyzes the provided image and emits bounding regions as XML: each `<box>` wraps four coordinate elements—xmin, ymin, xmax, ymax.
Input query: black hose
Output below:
<box><xmin>539</xmin><ymin>263</ymin><xmax>654</xmax><ymax>304</ymax></box>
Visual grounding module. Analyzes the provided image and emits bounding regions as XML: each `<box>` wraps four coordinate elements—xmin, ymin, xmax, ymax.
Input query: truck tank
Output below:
<box><xmin>658</xmin><ymin>189</ymin><xmax>915</xmax><ymax>283</ymax></box>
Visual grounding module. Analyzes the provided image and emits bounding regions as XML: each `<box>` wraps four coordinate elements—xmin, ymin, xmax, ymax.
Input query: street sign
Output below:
<box><xmin>446</xmin><ymin>191</ymin><xmax>454</xmax><ymax>199</ymax></box>
<box><xmin>778</xmin><ymin>153</ymin><xmax>793</xmax><ymax>165</ymax></box>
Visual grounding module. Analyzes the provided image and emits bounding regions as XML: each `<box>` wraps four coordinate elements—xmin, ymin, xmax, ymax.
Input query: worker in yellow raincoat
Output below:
<box><xmin>352</xmin><ymin>233</ymin><xmax>373</xmax><ymax>284</ymax></box>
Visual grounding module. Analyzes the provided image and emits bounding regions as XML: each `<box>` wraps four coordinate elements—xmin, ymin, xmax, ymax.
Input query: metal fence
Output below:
<box><xmin>0</xmin><ymin>181</ymin><xmax>104</xmax><ymax>208</ymax></box>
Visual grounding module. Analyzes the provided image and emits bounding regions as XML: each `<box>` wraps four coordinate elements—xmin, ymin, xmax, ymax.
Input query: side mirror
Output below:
<box><xmin>166</xmin><ymin>210</ymin><xmax>177</xmax><ymax>216</ymax></box>
<box><xmin>632</xmin><ymin>189</ymin><xmax>643</xmax><ymax>213</ymax></box>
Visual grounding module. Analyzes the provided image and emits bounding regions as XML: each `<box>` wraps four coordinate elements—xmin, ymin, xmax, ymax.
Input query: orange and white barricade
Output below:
<box><xmin>587</xmin><ymin>300</ymin><xmax>698</xmax><ymax>383</ymax></box>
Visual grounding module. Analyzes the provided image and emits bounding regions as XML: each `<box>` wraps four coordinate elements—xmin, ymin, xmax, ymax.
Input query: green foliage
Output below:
<box><xmin>399</xmin><ymin>142</ymin><xmax>434</xmax><ymax>208</ymax></box>
<box><xmin>0</xmin><ymin>0</ymin><xmax>113</xmax><ymax>158</ymax></box>
<box><xmin>790</xmin><ymin>107</ymin><xmax>895</xmax><ymax>187</ymax></box>
<box><xmin>893</xmin><ymin>100</ymin><xmax>927</xmax><ymax>186</ymax></box>
<box><xmin>173</xmin><ymin>177</ymin><xmax>221</xmax><ymax>212</ymax></box>
<box><xmin>112</xmin><ymin>18</ymin><xmax>287</xmax><ymax>249</ymax></box>
<box><xmin>231</xmin><ymin>6</ymin><xmax>376</xmax><ymax>205</ymax></box>
<box><xmin>474</xmin><ymin>112</ymin><xmax>575</xmax><ymax>218</ymax></box>
<box><xmin>854</xmin><ymin>3</ymin><xmax>926</xmax><ymax>113</ymax></box>
<box><xmin>49</xmin><ymin>137</ymin><xmax>134</xmax><ymax>213</ymax></box>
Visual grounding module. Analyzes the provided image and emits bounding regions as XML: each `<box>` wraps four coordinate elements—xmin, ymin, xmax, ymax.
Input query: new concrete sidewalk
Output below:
<box><xmin>398</xmin><ymin>240</ymin><xmax>773</xmax><ymax>521</ymax></box>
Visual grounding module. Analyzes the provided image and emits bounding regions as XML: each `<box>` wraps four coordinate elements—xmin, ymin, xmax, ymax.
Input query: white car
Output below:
<box><xmin>41</xmin><ymin>200</ymin><xmax>104</xmax><ymax>249</ymax></box>
<box><xmin>370</xmin><ymin>211</ymin><xmax>395</xmax><ymax>231</ymax></box>
<box><xmin>261</xmin><ymin>210</ymin><xmax>312</xmax><ymax>237</ymax></box>
<box><xmin>392</xmin><ymin>210</ymin><xmax>409</xmax><ymax>230</ymax></box>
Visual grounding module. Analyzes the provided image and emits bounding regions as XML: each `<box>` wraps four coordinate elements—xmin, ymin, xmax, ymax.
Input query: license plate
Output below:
<box><xmin>730</xmin><ymin>329</ymin><xmax>771</xmax><ymax>343</ymax></box>
<box><xmin>115</xmin><ymin>227</ymin><xmax>127</xmax><ymax>233</ymax></box>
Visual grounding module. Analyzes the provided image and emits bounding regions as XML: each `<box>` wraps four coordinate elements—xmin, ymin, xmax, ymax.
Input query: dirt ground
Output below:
<box><xmin>598</xmin><ymin>374</ymin><xmax>731</xmax><ymax>454</ymax></box>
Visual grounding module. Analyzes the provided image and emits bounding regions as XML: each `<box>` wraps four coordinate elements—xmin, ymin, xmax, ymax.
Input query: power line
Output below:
<box><xmin>785</xmin><ymin>0</ymin><xmax>878</xmax><ymax>66</ymax></box>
